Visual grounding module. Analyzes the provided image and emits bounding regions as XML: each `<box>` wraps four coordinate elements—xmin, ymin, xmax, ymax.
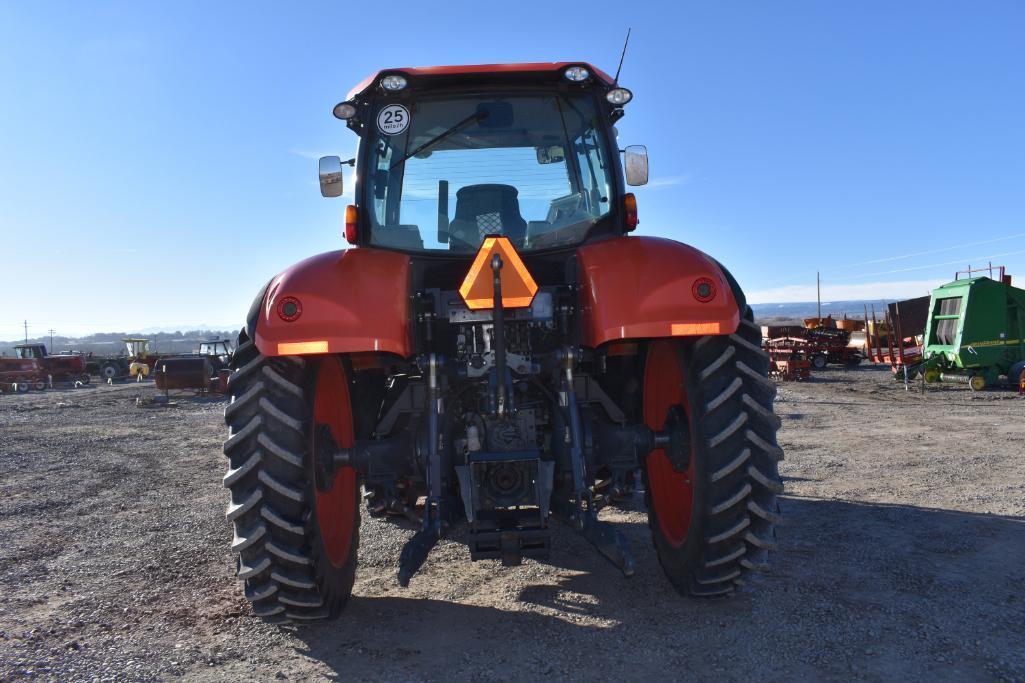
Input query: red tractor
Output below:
<box><xmin>0</xmin><ymin>357</ymin><xmax>48</xmax><ymax>392</ymax></box>
<box><xmin>222</xmin><ymin>62</ymin><xmax>783</xmax><ymax>620</ymax></box>
<box><xmin>14</xmin><ymin>344</ymin><xmax>90</xmax><ymax>385</ymax></box>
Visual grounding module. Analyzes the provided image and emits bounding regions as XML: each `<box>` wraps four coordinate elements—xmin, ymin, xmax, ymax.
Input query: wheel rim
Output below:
<box><xmin>311</xmin><ymin>357</ymin><xmax>357</xmax><ymax>568</ymax></box>
<box><xmin>644</xmin><ymin>340</ymin><xmax>695</xmax><ymax>548</ymax></box>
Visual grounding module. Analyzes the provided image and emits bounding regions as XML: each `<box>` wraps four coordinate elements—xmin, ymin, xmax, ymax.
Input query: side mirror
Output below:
<box><xmin>318</xmin><ymin>156</ymin><xmax>344</xmax><ymax>197</ymax></box>
<box><xmin>624</xmin><ymin>145</ymin><xmax>648</xmax><ymax>186</ymax></box>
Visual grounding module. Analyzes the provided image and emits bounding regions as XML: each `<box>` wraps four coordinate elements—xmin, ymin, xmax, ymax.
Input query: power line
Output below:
<box><xmin>825</xmin><ymin>231</ymin><xmax>1025</xmax><ymax>272</ymax></box>
<box><xmin>840</xmin><ymin>248</ymin><xmax>1025</xmax><ymax>279</ymax></box>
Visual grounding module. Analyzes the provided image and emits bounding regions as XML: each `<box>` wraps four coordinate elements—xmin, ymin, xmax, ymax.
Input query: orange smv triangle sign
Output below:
<box><xmin>459</xmin><ymin>236</ymin><xmax>539</xmax><ymax>310</ymax></box>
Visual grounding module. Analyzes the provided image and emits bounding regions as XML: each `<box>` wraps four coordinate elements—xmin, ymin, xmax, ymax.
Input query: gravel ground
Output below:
<box><xmin>1</xmin><ymin>366</ymin><xmax>1023</xmax><ymax>681</ymax></box>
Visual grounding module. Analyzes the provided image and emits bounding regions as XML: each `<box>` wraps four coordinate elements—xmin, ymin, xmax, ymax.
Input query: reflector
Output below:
<box><xmin>670</xmin><ymin>322</ymin><xmax>725</xmax><ymax>336</ymax></box>
<box><xmin>278</xmin><ymin>341</ymin><xmax>329</xmax><ymax>354</ymax></box>
<box><xmin>459</xmin><ymin>237</ymin><xmax>538</xmax><ymax>310</ymax></box>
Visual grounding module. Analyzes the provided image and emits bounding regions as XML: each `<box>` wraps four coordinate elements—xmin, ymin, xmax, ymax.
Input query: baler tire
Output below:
<box><xmin>79</xmin><ymin>373</ymin><xmax>91</xmax><ymax>385</ymax></box>
<box><xmin>811</xmin><ymin>354</ymin><xmax>828</xmax><ymax>370</ymax></box>
<box><xmin>642</xmin><ymin>306</ymin><xmax>783</xmax><ymax>597</ymax></box>
<box><xmin>15</xmin><ymin>379</ymin><xmax>30</xmax><ymax>393</ymax></box>
<box><xmin>33</xmin><ymin>379</ymin><xmax>47</xmax><ymax>391</ymax></box>
<box><xmin>222</xmin><ymin>328</ymin><xmax>359</xmax><ymax>622</ymax></box>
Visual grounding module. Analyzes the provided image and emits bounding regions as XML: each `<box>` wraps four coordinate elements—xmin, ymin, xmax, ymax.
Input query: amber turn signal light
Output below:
<box><xmin>624</xmin><ymin>193</ymin><xmax>638</xmax><ymax>232</ymax></box>
<box><xmin>345</xmin><ymin>205</ymin><xmax>358</xmax><ymax>245</ymax></box>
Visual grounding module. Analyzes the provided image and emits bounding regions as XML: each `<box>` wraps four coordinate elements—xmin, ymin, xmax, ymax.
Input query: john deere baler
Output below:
<box><xmin>922</xmin><ymin>275</ymin><xmax>1025</xmax><ymax>390</ymax></box>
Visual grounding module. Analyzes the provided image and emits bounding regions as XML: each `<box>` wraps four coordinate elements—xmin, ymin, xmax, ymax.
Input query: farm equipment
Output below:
<box><xmin>762</xmin><ymin>325</ymin><xmax>862</xmax><ymax>369</ymax></box>
<box><xmin>221</xmin><ymin>62</ymin><xmax>783</xmax><ymax>621</ymax></box>
<box><xmin>863</xmin><ymin>296</ymin><xmax>929</xmax><ymax>375</ymax></box>
<box><xmin>153</xmin><ymin>339</ymin><xmax>232</xmax><ymax>394</ymax></box>
<box><xmin>0</xmin><ymin>357</ymin><xmax>48</xmax><ymax>392</ymax></box>
<box><xmin>920</xmin><ymin>266</ymin><xmax>1025</xmax><ymax>391</ymax></box>
<box><xmin>84</xmin><ymin>338</ymin><xmax>158</xmax><ymax>380</ymax></box>
<box><xmin>763</xmin><ymin>339</ymin><xmax>812</xmax><ymax>381</ymax></box>
<box><xmin>14</xmin><ymin>344</ymin><xmax>90</xmax><ymax>385</ymax></box>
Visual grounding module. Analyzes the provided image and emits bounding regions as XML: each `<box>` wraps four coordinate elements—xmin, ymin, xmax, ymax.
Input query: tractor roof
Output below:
<box><xmin>346</xmin><ymin>62</ymin><xmax>615</xmax><ymax>101</ymax></box>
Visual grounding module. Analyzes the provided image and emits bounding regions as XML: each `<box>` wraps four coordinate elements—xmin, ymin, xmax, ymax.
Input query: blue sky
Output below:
<box><xmin>1</xmin><ymin>2</ymin><xmax>1023</xmax><ymax>338</ymax></box>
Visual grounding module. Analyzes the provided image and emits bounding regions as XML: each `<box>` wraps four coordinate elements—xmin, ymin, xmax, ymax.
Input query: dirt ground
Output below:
<box><xmin>1</xmin><ymin>366</ymin><xmax>1023</xmax><ymax>682</ymax></box>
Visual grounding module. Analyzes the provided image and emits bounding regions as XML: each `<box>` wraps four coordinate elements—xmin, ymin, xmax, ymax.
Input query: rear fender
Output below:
<box><xmin>251</xmin><ymin>249</ymin><xmax>412</xmax><ymax>358</ymax></box>
<box><xmin>576</xmin><ymin>236</ymin><xmax>741</xmax><ymax>347</ymax></box>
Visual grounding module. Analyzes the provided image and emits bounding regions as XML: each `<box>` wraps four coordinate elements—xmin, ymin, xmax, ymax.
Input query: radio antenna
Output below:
<box><xmin>613</xmin><ymin>28</ymin><xmax>632</xmax><ymax>84</ymax></box>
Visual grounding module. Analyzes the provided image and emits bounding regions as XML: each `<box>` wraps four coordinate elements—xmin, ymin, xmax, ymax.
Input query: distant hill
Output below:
<box><xmin>0</xmin><ymin>330</ymin><xmax>237</xmax><ymax>357</ymax></box>
<box><xmin>751</xmin><ymin>299</ymin><xmax>895</xmax><ymax>325</ymax></box>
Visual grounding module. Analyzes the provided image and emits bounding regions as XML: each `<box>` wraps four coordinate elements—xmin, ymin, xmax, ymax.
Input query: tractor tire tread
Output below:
<box><xmin>223</xmin><ymin>332</ymin><xmax>357</xmax><ymax>622</ymax></box>
<box><xmin>644</xmin><ymin>305</ymin><xmax>783</xmax><ymax>598</ymax></box>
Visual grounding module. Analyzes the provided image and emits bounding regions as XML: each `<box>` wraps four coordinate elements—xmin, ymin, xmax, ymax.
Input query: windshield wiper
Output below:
<box><xmin>389</xmin><ymin>109</ymin><xmax>488</xmax><ymax>171</ymax></box>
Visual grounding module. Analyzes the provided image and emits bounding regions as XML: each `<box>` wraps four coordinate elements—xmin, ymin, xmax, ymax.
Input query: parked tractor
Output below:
<box><xmin>222</xmin><ymin>62</ymin><xmax>783</xmax><ymax>621</ymax></box>
<box><xmin>83</xmin><ymin>338</ymin><xmax>158</xmax><ymax>380</ymax></box>
<box><xmin>0</xmin><ymin>357</ymin><xmax>48</xmax><ymax>392</ymax></box>
<box><xmin>14</xmin><ymin>344</ymin><xmax>90</xmax><ymax>385</ymax></box>
<box><xmin>921</xmin><ymin>266</ymin><xmax>1025</xmax><ymax>390</ymax></box>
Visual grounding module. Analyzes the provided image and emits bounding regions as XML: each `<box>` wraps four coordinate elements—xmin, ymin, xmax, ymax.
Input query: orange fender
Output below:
<box><xmin>576</xmin><ymin>236</ymin><xmax>740</xmax><ymax>347</ymax></box>
<box><xmin>254</xmin><ymin>249</ymin><xmax>412</xmax><ymax>358</ymax></box>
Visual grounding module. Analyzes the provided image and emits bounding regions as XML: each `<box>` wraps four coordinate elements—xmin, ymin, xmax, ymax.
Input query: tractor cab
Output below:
<box><xmin>318</xmin><ymin>63</ymin><xmax>648</xmax><ymax>253</ymax></box>
<box><xmin>123</xmin><ymin>338</ymin><xmax>152</xmax><ymax>360</ymax></box>
<box><xmin>14</xmin><ymin>343</ymin><xmax>47</xmax><ymax>359</ymax></box>
<box><xmin>199</xmin><ymin>339</ymin><xmax>232</xmax><ymax>357</ymax></box>
<box><xmin>198</xmin><ymin>339</ymin><xmax>233</xmax><ymax>371</ymax></box>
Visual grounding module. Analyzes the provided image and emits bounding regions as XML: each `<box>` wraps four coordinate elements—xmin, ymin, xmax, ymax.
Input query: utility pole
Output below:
<box><xmin>816</xmin><ymin>271</ymin><xmax>821</xmax><ymax>321</ymax></box>
<box><xmin>49</xmin><ymin>329</ymin><xmax>55</xmax><ymax>352</ymax></box>
<box><xmin>23</xmin><ymin>320</ymin><xmax>28</xmax><ymax>344</ymax></box>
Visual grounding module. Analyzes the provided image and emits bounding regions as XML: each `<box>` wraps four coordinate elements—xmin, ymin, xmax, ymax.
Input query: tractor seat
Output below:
<box><xmin>448</xmin><ymin>184</ymin><xmax>527</xmax><ymax>249</ymax></box>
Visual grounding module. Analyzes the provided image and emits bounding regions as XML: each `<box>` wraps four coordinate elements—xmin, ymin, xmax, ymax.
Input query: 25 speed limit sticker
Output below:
<box><xmin>377</xmin><ymin>104</ymin><xmax>410</xmax><ymax>135</ymax></box>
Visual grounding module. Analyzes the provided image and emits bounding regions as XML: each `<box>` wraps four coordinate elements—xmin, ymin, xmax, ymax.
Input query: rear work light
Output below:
<box><xmin>606</xmin><ymin>88</ymin><xmax>633</xmax><ymax>105</ymax></box>
<box><xmin>563</xmin><ymin>66</ymin><xmax>590</xmax><ymax>82</ymax></box>
<box><xmin>380</xmin><ymin>74</ymin><xmax>408</xmax><ymax>91</ymax></box>
<box><xmin>333</xmin><ymin>101</ymin><xmax>357</xmax><ymax>119</ymax></box>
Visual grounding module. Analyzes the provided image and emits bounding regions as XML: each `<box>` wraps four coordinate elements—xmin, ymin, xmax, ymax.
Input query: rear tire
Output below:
<box><xmin>223</xmin><ymin>329</ymin><xmax>359</xmax><ymax>621</ymax></box>
<box><xmin>33</xmin><ymin>379</ymin><xmax>47</xmax><ymax>391</ymax></box>
<box><xmin>101</xmin><ymin>363</ymin><xmax>119</xmax><ymax>381</ymax></box>
<box><xmin>642</xmin><ymin>308</ymin><xmax>783</xmax><ymax>596</ymax></box>
<box><xmin>811</xmin><ymin>354</ymin><xmax>828</xmax><ymax>370</ymax></box>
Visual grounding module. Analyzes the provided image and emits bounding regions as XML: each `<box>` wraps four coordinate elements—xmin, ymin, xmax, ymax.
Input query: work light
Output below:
<box><xmin>563</xmin><ymin>66</ymin><xmax>590</xmax><ymax>82</ymax></box>
<box><xmin>381</xmin><ymin>74</ymin><xmax>408</xmax><ymax>91</ymax></box>
<box><xmin>606</xmin><ymin>88</ymin><xmax>633</xmax><ymax>105</ymax></box>
<box><xmin>332</xmin><ymin>101</ymin><xmax>357</xmax><ymax>119</ymax></box>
